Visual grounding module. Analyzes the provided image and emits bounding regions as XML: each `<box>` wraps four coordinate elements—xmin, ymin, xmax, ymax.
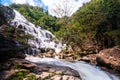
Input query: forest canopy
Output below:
<box><xmin>10</xmin><ymin>0</ymin><xmax>120</xmax><ymax>53</ymax></box>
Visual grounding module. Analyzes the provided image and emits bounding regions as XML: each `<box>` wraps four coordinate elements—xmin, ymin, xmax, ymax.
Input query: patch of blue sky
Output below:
<box><xmin>43</xmin><ymin>6</ymin><xmax>48</xmax><ymax>10</ymax></box>
<box><xmin>33</xmin><ymin>0</ymin><xmax>48</xmax><ymax>10</ymax></box>
<box><xmin>0</xmin><ymin>0</ymin><xmax>12</xmax><ymax>5</ymax></box>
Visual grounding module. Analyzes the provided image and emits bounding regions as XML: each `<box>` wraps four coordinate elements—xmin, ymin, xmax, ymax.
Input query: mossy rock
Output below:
<box><xmin>7</xmin><ymin>70</ymin><xmax>30</xmax><ymax>80</ymax></box>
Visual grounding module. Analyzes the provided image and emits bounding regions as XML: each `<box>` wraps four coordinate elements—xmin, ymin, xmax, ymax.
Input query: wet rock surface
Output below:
<box><xmin>38</xmin><ymin>49</ymin><xmax>97</xmax><ymax>64</ymax></box>
<box><xmin>0</xmin><ymin>58</ymin><xmax>80</xmax><ymax>80</ymax></box>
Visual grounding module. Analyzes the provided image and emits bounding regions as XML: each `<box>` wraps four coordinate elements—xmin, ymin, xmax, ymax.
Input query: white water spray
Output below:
<box><xmin>10</xmin><ymin>10</ymin><xmax>65</xmax><ymax>54</ymax></box>
<box><xmin>25</xmin><ymin>55</ymin><xmax>119</xmax><ymax>80</ymax></box>
<box><xmin>6</xmin><ymin>8</ymin><xmax>119</xmax><ymax>80</ymax></box>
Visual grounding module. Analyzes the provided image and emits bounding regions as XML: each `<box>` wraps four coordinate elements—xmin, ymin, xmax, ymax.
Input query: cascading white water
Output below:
<box><xmin>10</xmin><ymin>10</ymin><xmax>66</xmax><ymax>54</ymax></box>
<box><xmin>25</xmin><ymin>55</ymin><xmax>119</xmax><ymax>80</ymax></box>
<box><xmin>5</xmin><ymin>8</ymin><xmax>119</xmax><ymax>80</ymax></box>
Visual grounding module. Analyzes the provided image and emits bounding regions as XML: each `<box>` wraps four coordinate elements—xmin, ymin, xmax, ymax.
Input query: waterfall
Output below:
<box><xmin>9</xmin><ymin>10</ymin><xmax>66</xmax><ymax>54</ymax></box>
<box><xmin>25</xmin><ymin>55</ymin><xmax>119</xmax><ymax>80</ymax></box>
<box><xmin>3</xmin><ymin>7</ymin><xmax>119</xmax><ymax>80</ymax></box>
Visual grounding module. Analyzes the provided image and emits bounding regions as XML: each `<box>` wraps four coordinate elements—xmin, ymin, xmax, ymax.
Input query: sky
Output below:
<box><xmin>0</xmin><ymin>0</ymin><xmax>90</xmax><ymax>17</ymax></box>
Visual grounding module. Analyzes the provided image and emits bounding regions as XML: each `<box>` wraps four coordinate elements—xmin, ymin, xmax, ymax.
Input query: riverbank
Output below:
<box><xmin>0</xmin><ymin>53</ymin><xmax>119</xmax><ymax>80</ymax></box>
<box><xmin>25</xmin><ymin>55</ymin><xmax>119</xmax><ymax>80</ymax></box>
<box><xmin>37</xmin><ymin>46</ymin><xmax>120</xmax><ymax>79</ymax></box>
<box><xmin>0</xmin><ymin>58</ymin><xmax>80</xmax><ymax>80</ymax></box>
<box><xmin>0</xmin><ymin>46</ymin><xmax>120</xmax><ymax>80</ymax></box>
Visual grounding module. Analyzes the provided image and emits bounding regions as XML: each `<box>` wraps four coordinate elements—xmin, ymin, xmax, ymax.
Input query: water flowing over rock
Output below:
<box><xmin>0</xmin><ymin>58</ymin><xmax>80</xmax><ymax>80</ymax></box>
<box><xmin>26</xmin><ymin>55</ymin><xmax>119</xmax><ymax>80</ymax></box>
<box><xmin>0</xmin><ymin>5</ymin><xmax>65</xmax><ymax>54</ymax></box>
<box><xmin>10</xmin><ymin>10</ymin><xmax>65</xmax><ymax>54</ymax></box>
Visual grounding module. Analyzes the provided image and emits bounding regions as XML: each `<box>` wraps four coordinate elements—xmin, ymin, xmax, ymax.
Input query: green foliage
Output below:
<box><xmin>107</xmin><ymin>29</ymin><xmax>120</xmax><ymax>45</ymax></box>
<box><xmin>12</xmin><ymin>64</ymin><xmax>22</xmax><ymax>69</ymax></box>
<box><xmin>6</xmin><ymin>27</ymin><xmax>15</xmax><ymax>33</ymax></box>
<box><xmin>55</xmin><ymin>0</ymin><xmax>120</xmax><ymax>53</ymax></box>
<box><xmin>26</xmin><ymin>74</ymin><xmax>37</xmax><ymax>80</ymax></box>
<box><xmin>8</xmin><ymin>70</ymin><xmax>30</xmax><ymax>80</ymax></box>
<box><xmin>0</xmin><ymin>25</ymin><xmax>34</xmax><ymax>49</ymax></box>
<box><xmin>108</xmin><ymin>29</ymin><xmax>120</xmax><ymax>36</ymax></box>
<box><xmin>15</xmin><ymin>32</ymin><xmax>34</xmax><ymax>46</ymax></box>
<box><xmin>10</xmin><ymin>4</ymin><xmax>61</xmax><ymax>32</ymax></box>
<box><xmin>8</xmin><ymin>1</ymin><xmax>120</xmax><ymax>54</ymax></box>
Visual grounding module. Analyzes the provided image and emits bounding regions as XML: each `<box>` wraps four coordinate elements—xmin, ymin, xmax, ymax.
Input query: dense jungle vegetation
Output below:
<box><xmin>10</xmin><ymin>0</ymin><xmax>120</xmax><ymax>53</ymax></box>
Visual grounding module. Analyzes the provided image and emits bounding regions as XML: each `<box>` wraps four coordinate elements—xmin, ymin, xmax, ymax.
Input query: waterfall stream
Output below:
<box><xmin>3</xmin><ymin>7</ymin><xmax>119</xmax><ymax>80</ymax></box>
<box><xmin>10</xmin><ymin>10</ymin><xmax>66</xmax><ymax>54</ymax></box>
<box><xmin>25</xmin><ymin>55</ymin><xmax>119</xmax><ymax>80</ymax></box>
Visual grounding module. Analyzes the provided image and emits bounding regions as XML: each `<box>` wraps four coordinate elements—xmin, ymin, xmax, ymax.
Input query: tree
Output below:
<box><xmin>51</xmin><ymin>0</ymin><xmax>75</xmax><ymax>17</ymax></box>
<box><xmin>56</xmin><ymin>0</ymin><xmax>120</xmax><ymax>54</ymax></box>
<box><xmin>10</xmin><ymin>4</ymin><xmax>60</xmax><ymax>32</ymax></box>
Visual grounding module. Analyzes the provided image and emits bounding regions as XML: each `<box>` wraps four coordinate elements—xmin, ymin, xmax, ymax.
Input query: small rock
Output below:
<box><xmin>62</xmin><ymin>75</ymin><xmax>80</xmax><ymax>80</ymax></box>
<box><xmin>50</xmin><ymin>75</ymin><xmax>62</xmax><ymax>80</ymax></box>
<box><xmin>62</xmin><ymin>75</ymin><xmax>69</xmax><ymax>80</ymax></box>
<box><xmin>40</xmin><ymin>72</ymin><xmax>51</xmax><ymax>79</ymax></box>
<box><xmin>68</xmin><ymin>76</ymin><xmax>80</xmax><ymax>80</ymax></box>
<box><xmin>49</xmin><ymin>69</ymin><xmax>55</xmax><ymax>73</ymax></box>
<box><xmin>56</xmin><ymin>71</ymin><xmax>63</xmax><ymax>74</ymax></box>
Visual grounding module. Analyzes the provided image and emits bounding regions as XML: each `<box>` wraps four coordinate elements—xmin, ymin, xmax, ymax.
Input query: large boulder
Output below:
<box><xmin>96</xmin><ymin>46</ymin><xmax>120</xmax><ymax>72</ymax></box>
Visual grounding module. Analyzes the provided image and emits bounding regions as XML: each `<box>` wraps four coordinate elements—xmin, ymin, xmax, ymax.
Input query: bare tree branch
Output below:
<box><xmin>51</xmin><ymin>0</ymin><xmax>75</xmax><ymax>17</ymax></box>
